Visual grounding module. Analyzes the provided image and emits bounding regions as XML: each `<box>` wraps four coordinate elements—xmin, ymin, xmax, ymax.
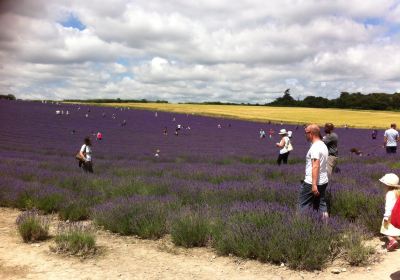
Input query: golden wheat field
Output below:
<box><xmin>88</xmin><ymin>103</ymin><xmax>400</xmax><ymax>129</ymax></box>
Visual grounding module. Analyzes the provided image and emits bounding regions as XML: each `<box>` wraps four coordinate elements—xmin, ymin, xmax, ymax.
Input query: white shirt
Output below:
<box><xmin>80</xmin><ymin>144</ymin><xmax>92</xmax><ymax>162</ymax></box>
<box><xmin>384</xmin><ymin>190</ymin><xmax>398</xmax><ymax>219</ymax></box>
<box><xmin>279</xmin><ymin>136</ymin><xmax>290</xmax><ymax>154</ymax></box>
<box><xmin>304</xmin><ymin>140</ymin><xmax>328</xmax><ymax>185</ymax></box>
<box><xmin>384</xmin><ymin>128</ymin><xmax>399</xmax><ymax>147</ymax></box>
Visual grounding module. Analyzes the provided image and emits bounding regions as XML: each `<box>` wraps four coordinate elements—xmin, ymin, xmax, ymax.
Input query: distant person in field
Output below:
<box><xmin>96</xmin><ymin>132</ymin><xmax>102</xmax><ymax>141</ymax></box>
<box><xmin>79</xmin><ymin>137</ymin><xmax>93</xmax><ymax>173</ymax></box>
<box><xmin>163</xmin><ymin>127</ymin><xmax>168</xmax><ymax>136</ymax></box>
<box><xmin>121</xmin><ymin>120</ymin><xmax>127</xmax><ymax>127</ymax></box>
<box><xmin>268</xmin><ymin>128</ymin><xmax>275</xmax><ymax>139</ymax></box>
<box><xmin>299</xmin><ymin>124</ymin><xmax>329</xmax><ymax>218</ymax></box>
<box><xmin>276</xmin><ymin>129</ymin><xmax>291</xmax><ymax>165</ymax></box>
<box><xmin>371</xmin><ymin>129</ymin><xmax>377</xmax><ymax>140</ymax></box>
<box><xmin>322</xmin><ymin>123</ymin><xmax>338</xmax><ymax>179</ymax></box>
<box><xmin>259</xmin><ymin>129</ymin><xmax>266</xmax><ymax>139</ymax></box>
<box><xmin>379</xmin><ymin>173</ymin><xmax>400</xmax><ymax>251</ymax></box>
<box><xmin>384</xmin><ymin>123</ymin><xmax>399</xmax><ymax>154</ymax></box>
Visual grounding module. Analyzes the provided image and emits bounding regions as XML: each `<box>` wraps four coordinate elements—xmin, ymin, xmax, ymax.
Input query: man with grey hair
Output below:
<box><xmin>299</xmin><ymin>124</ymin><xmax>329</xmax><ymax>218</ymax></box>
<box><xmin>322</xmin><ymin>123</ymin><xmax>338</xmax><ymax>179</ymax></box>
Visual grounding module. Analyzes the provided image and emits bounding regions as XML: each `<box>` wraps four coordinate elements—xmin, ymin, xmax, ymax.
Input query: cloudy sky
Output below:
<box><xmin>0</xmin><ymin>0</ymin><xmax>399</xmax><ymax>103</ymax></box>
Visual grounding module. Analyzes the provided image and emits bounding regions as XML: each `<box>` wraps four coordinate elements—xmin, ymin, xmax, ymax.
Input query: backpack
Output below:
<box><xmin>390</xmin><ymin>198</ymin><xmax>400</xmax><ymax>229</ymax></box>
<box><xmin>75</xmin><ymin>145</ymin><xmax>86</xmax><ymax>161</ymax></box>
<box><xmin>286</xmin><ymin>137</ymin><xmax>293</xmax><ymax>152</ymax></box>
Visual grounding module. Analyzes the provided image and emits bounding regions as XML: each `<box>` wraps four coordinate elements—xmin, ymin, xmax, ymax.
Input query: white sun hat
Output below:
<box><xmin>379</xmin><ymin>173</ymin><xmax>400</xmax><ymax>188</ymax></box>
<box><xmin>278</xmin><ymin>129</ymin><xmax>287</xmax><ymax>135</ymax></box>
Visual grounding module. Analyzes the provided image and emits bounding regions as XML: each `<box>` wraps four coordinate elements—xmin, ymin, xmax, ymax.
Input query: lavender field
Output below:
<box><xmin>1</xmin><ymin>100</ymin><xmax>399</xmax><ymax>270</ymax></box>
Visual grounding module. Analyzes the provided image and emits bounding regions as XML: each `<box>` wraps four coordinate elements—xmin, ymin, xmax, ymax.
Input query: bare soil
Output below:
<box><xmin>1</xmin><ymin>207</ymin><xmax>400</xmax><ymax>280</ymax></box>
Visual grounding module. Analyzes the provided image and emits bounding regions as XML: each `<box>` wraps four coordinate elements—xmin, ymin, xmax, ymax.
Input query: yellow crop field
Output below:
<box><xmin>89</xmin><ymin>103</ymin><xmax>400</xmax><ymax>129</ymax></box>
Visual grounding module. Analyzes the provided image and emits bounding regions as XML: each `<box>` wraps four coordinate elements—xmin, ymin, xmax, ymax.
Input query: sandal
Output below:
<box><xmin>387</xmin><ymin>240</ymin><xmax>399</xmax><ymax>251</ymax></box>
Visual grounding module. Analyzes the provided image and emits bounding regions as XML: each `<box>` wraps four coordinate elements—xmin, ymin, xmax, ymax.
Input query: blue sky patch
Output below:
<box><xmin>60</xmin><ymin>14</ymin><xmax>86</xmax><ymax>31</ymax></box>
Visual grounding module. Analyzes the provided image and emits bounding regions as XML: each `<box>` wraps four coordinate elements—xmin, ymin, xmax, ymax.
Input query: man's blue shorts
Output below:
<box><xmin>299</xmin><ymin>181</ymin><xmax>328</xmax><ymax>213</ymax></box>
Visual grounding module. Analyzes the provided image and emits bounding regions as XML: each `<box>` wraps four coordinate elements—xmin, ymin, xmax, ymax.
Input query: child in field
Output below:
<box><xmin>379</xmin><ymin>173</ymin><xmax>400</xmax><ymax>251</ymax></box>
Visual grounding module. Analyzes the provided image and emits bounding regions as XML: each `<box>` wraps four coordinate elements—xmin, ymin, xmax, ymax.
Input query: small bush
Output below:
<box><xmin>341</xmin><ymin>227</ymin><xmax>374</xmax><ymax>266</ymax></box>
<box><xmin>16</xmin><ymin>210</ymin><xmax>50</xmax><ymax>242</ymax></box>
<box><xmin>170</xmin><ymin>207</ymin><xmax>211</xmax><ymax>248</ymax></box>
<box><xmin>53</xmin><ymin>222</ymin><xmax>96</xmax><ymax>256</ymax></box>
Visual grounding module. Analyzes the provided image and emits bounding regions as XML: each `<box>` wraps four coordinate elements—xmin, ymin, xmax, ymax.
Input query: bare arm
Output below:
<box><xmin>312</xmin><ymin>158</ymin><xmax>320</xmax><ymax>196</ymax></box>
<box><xmin>384</xmin><ymin>136</ymin><xmax>388</xmax><ymax>146</ymax></box>
<box><xmin>276</xmin><ymin>138</ymin><xmax>286</xmax><ymax>148</ymax></box>
<box><xmin>79</xmin><ymin>145</ymin><xmax>86</xmax><ymax>160</ymax></box>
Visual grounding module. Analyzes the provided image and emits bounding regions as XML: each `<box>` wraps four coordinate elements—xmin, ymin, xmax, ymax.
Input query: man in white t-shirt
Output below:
<box><xmin>299</xmin><ymin>124</ymin><xmax>329</xmax><ymax>217</ymax></box>
<box><xmin>384</xmin><ymin>123</ymin><xmax>399</xmax><ymax>154</ymax></box>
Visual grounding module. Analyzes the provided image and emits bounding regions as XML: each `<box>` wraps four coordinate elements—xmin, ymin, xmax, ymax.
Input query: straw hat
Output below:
<box><xmin>379</xmin><ymin>173</ymin><xmax>400</xmax><ymax>188</ymax></box>
<box><xmin>278</xmin><ymin>129</ymin><xmax>287</xmax><ymax>135</ymax></box>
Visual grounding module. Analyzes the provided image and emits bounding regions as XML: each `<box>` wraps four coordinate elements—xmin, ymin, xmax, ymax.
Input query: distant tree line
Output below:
<box><xmin>0</xmin><ymin>94</ymin><xmax>16</xmax><ymax>100</ymax></box>
<box><xmin>63</xmin><ymin>98</ymin><xmax>168</xmax><ymax>103</ymax></box>
<box><xmin>268</xmin><ymin>91</ymin><xmax>400</xmax><ymax>111</ymax></box>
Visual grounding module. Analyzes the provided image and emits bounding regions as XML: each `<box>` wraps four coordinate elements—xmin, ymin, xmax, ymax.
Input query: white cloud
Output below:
<box><xmin>0</xmin><ymin>0</ymin><xmax>399</xmax><ymax>102</ymax></box>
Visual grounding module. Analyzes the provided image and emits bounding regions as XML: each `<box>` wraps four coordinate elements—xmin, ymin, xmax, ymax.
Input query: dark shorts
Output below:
<box><xmin>277</xmin><ymin>152</ymin><xmax>290</xmax><ymax>165</ymax></box>
<box><xmin>82</xmin><ymin>161</ymin><xmax>93</xmax><ymax>173</ymax></box>
<box><xmin>386</xmin><ymin>146</ymin><xmax>397</xmax><ymax>154</ymax></box>
<box><xmin>299</xmin><ymin>181</ymin><xmax>328</xmax><ymax>213</ymax></box>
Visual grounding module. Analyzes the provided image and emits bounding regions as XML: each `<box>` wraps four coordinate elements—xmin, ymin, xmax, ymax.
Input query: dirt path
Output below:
<box><xmin>1</xmin><ymin>207</ymin><xmax>400</xmax><ymax>280</ymax></box>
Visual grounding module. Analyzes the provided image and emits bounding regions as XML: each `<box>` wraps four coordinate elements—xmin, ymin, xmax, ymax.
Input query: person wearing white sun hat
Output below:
<box><xmin>380</xmin><ymin>173</ymin><xmax>400</xmax><ymax>251</ymax></box>
<box><xmin>275</xmin><ymin>129</ymin><xmax>292</xmax><ymax>165</ymax></box>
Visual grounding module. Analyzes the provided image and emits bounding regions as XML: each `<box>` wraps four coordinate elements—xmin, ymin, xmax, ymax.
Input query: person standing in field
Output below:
<box><xmin>322</xmin><ymin>123</ymin><xmax>338</xmax><ymax>179</ymax></box>
<box><xmin>372</xmin><ymin>129</ymin><xmax>378</xmax><ymax>140</ymax></box>
<box><xmin>268</xmin><ymin>128</ymin><xmax>275</xmax><ymax>139</ymax></box>
<box><xmin>276</xmin><ymin>129</ymin><xmax>291</xmax><ymax>165</ymax></box>
<box><xmin>379</xmin><ymin>173</ymin><xmax>400</xmax><ymax>251</ymax></box>
<box><xmin>384</xmin><ymin>123</ymin><xmax>399</xmax><ymax>154</ymax></box>
<box><xmin>96</xmin><ymin>132</ymin><xmax>102</xmax><ymax>141</ymax></box>
<box><xmin>79</xmin><ymin>137</ymin><xmax>93</xmax><ymax>173</ymax></box>
<box><xmin>259</xmin><ymin>129</ymin><xmax>266</xmax><ymax>139</ymax></box>
<box><xmin>299</xmin><ymin>124</ymin><xmax>329</xmax><ymax>218</ymax></box>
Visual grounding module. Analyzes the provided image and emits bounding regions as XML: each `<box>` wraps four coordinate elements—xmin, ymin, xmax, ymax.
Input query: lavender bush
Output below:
<box><xmin>16</xmin><ymin>210</ymin><xmax>50</xmax><ymax>242</ymax></box>
<box><xmin>92</xmin><ymin>195</ymin><xmax>176</xmax><ymax>239</ymax></box>
<box><xmin>53</xmin><ymin>222</ymin><xmax>96</xmax><ymax>256</ymax></box>
<box><xmin>170</xmin><ymin>206</ymin><xmax>211</xmax><ymax>248</ymax></box>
